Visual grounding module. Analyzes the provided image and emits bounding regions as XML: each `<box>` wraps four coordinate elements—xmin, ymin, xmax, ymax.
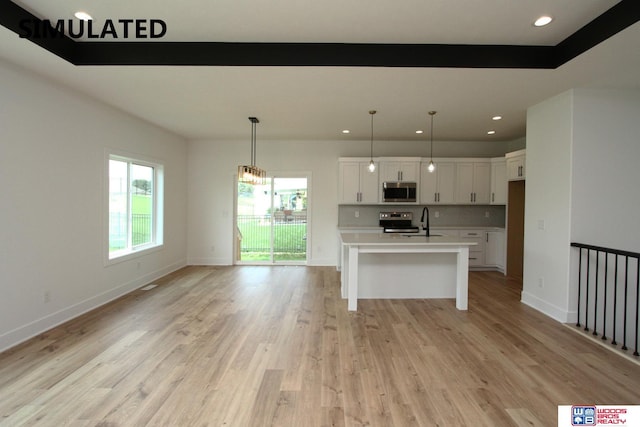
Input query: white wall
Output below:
<box><xmin>0</xmin><ymin>60</ymin><xmax>189</xmax><ymax>351</ymax></box>
<box><xmin>522</xmin><ymin>91</ymin><xmax>574</xmax><ymax>321</ymax></box>
<box><xmin>571</xmin><ymin>89</ymin><xmax>640</xmax><ymax>252</ymax></box>
<box><xmin>522</xmin><ymin>88</ymin><xmax>640</xmax><ymax>323</ymax></box>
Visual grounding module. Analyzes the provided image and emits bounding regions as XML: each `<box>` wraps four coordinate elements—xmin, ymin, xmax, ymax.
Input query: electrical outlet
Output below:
<box><xmin>434</xmin><ymin>211</ymin><xmax>440</xmax><ymax>218</ymax></box>
<box><xmin>354</xmin><ymin>210</ymin><xmax>359</xmax><ymax>218</ymax></box>
<box><xmin>485</xmin><ymin>211</ymin><xmax>490</xmax><ymax>218</ymax></box>
<box><xmin>43</xmin><ymin>291</ymin><xmax>51</xmax><ymax>303</ymax></box>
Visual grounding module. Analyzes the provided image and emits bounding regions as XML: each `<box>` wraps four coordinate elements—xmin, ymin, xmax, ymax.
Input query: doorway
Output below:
<box><xmin>236</xmin><ymin>176</ymin><xmax>308</xmax><ymax>264</ymax></box>
<box><xmin>507</xmin><ymin>180</ymin><xmax>525</xmax><ymax>283</ymax></box>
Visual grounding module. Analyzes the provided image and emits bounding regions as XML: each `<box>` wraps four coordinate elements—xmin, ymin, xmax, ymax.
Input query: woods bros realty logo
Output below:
<box><xmin>18</xmin><ymin>18</ymin><xmax>167</xmax><ymax>39</ymax></box>
<box><xmin>558</xmin><ymin>405</ymin><xmax>640</xmax><ymax>426</ymax></box>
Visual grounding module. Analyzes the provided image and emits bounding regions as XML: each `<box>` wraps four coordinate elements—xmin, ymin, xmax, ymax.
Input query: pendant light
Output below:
<box><xmin>427</xmin><ymin>111</ymin><xmax>436</xmax><ymax>173</ymax></box>
<box><xmin>238</xmin><ymin>117</ymin><xmax>266</xmax><ymax>185</ymax></box>
<box><xmin>368</xmin><ymin>110</ymin><xmax>377</xmax><ymax>172</ymax></box>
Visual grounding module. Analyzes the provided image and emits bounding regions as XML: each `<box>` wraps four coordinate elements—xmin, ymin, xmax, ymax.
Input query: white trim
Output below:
<box><xmin>234</xmin><ymin>170</ymin><xmax>312</xmax><ymax>265</ymax></box>
<box><xmin>104</xmin><ymin>148</ymin><xmax>165</xmax><ymax>266</ymax></box>
<box><xmin>521</xmin><ymin>290</ymin><xmax>573</xmax><ymax>323</ymax></box>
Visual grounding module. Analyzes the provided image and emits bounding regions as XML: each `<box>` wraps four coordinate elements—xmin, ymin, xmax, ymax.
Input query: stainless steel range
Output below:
<box><xmin>379</xmin><ymin>211</ymin><xmax>420</xmax><ymax>233</ymax></box>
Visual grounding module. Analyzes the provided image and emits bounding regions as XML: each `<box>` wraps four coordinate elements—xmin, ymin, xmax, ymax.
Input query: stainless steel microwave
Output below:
<box><xmin>382</xmin><ymin>181</ymin><xmax>417</xmax><ymax>202</ymax></box>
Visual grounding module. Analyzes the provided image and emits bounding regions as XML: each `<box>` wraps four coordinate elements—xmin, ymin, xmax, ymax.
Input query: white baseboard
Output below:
<box><xmin>187</xmin><ymin>257</ymin><xmax>337</xmax><ymax>267</ymax></box>
<box><xmin>521</xmin><ymin>291</ymin><xmax>572</xmax><ymax>323</ymax></box>
<box><xmin>0</xmin><ymin>259</ymin><xmax>186</xmax><ymax>353</ymax></box>
<box><xmin>187</xmin><ymin>256</ymin><xmax>231</xmax><ymax>266</ymax></box>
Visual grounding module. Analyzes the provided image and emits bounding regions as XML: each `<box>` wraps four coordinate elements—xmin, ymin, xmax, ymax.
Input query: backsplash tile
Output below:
<box><xmin>338</xmin><ymin>205</ymin><xmax>505</xmax><ymax>228</ymax></box>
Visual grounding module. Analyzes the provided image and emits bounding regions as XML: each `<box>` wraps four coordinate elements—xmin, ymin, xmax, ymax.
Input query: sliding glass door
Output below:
<box><xmin>236</xmin><ymin>175</ymin><xmax>308</xmax><ymax>264</ymax></box>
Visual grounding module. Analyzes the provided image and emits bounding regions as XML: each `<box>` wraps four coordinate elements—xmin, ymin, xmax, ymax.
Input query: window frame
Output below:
<box><xmin>105</xmin><ymin>149</ymin><xmax>164</xmax><ymax>265</ymax></box>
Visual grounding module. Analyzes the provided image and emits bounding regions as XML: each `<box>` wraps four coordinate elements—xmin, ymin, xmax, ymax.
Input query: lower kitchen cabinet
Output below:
<box><xmin>459</xmin><ymin>230</ymin><xmax>485</xmax><ymax>267</ymax></box>
<box><xmin>485</xmin><ymin>230</ymin><xmax>505</xmax><ymax>272</ymax></box>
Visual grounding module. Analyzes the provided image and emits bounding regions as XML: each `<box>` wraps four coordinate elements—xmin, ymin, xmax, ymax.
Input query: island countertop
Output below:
<box><xmin>340</xmin><ymin>232</ymin><xmax>478</xmax><ymax>247</ymax></box>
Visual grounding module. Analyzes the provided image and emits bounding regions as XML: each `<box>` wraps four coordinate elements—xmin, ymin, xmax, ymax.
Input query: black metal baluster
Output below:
<box><xmin>612</xmin><ymin>254</ymin><xmax>619</xmax><ymax>346</ymax></box>
<box><xmin>585</xmin><ymin>249</ymin><xmax>590</xmax><ymax>332</ymax></box>
<box><xmin>602</xmin><ymin>253</ymin><xmax>609</xmax><ymax>341</ymax></box>
<box><xmin>576</xmin><ymin>247</ymin><xmax>583</xmax><ymax>328</ymax></box>
<box><xmin>634</xmin><ymin>260</ymin><xmax>639</xmax><ymax>357</ymax></box>
<box><xmin>622</xmin><ymin>256</ymin><xmax>629</xmax><ymax>352</ymax></box>
<box><xmin>593</xmin><ymin>250</ymin><xmax>599</xmax><ymax>336</ymax></box>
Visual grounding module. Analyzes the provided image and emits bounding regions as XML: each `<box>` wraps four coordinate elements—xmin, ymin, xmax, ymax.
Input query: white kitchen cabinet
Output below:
<box><xmin>459</xmin><ymin>229</ymin><xmax>485</xmax><ymax>267</ymax></box>
<box><xmin>485</xmin><ymin>230</ymin><xmax>505</xmax><ymax>271</ymax></box>
<box><xmin>455</xmin><ymin>161</ymin><xmax>491</xmax><ymax>204</ymax></box>
<box><xmin>506</xmin><ymin>150</ymin><xmax>526</xmax><ymax>181</ymax></box>
<box><xmin>419</xmin><ymin>161</ymin><xmax>456</xmax><ymax>204</ymax></box>
<box><xmin>379</xmin><ymin>159</ymin><xmax>420</xmax><ymax>182</ymax></box>
<box><xmin>338</xmin><ymin>160</ymin><xmax>379</xmax><ymax>204</ymax></box>
<box><xmin>490</xmin><ymin>158</ymin><xmax>507</xmax><ymax>205</ymax></box>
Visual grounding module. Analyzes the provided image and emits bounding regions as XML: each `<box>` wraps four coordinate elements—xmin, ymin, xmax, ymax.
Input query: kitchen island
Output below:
<box><xmin>339</xmin><ymin>232</ymin><xmax>477</xmax><ymax>311</ymax></box>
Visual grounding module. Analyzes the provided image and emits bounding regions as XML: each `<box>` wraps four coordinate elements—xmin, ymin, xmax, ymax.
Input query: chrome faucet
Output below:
<box><xmin>420</xmin><ymin>206</ymin><xmax>430</xmax><ymax>237</ymax></box>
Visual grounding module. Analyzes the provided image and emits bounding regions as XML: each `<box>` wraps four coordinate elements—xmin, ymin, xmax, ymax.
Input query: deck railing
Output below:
<box><xmin>572</xmin><ymin>242</ymin><xmax>639</xmax><ymax>357</ymax></box>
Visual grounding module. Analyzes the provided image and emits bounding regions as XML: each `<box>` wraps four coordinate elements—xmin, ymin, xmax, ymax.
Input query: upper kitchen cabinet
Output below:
<box><xmin>455</xmin><ymin>160</ymin><xmax>491</xmax><ymax>204</ymax></box>
<box><xmin>506</xmin><ymin>149</ymin><xmax>526</xmax><ymax>181</ymax></box>
<box><xmin>379</xmin><ymin>158</ymin><xmax>420</xmax><ymax>182</ymax></box>
<box><xmin>490</xmin><ymin>157</ymin><xmax>507</xmax><ymax>205</ymax></box>
<box><xmin>420</xmin><ymin>160</ymin><xmax>456</xmax><ymax>204</ymax></box>
<box><xmin>338</xmin><ymin>159</ymin><xmax>379</xmax><ymax>204</ymax></box>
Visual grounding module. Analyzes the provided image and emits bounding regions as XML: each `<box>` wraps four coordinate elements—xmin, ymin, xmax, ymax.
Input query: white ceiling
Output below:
<box><xmin>1</xmin><ymin>0</ymin><xmax>639</xmax><ymax>142</ymax></box>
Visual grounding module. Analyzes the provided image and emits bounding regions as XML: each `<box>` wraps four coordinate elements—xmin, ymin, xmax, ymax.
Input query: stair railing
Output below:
<box><xmin>571</xmin><ymin>242</ymin><xmax>639</xmax><ymax>357</ymax></box>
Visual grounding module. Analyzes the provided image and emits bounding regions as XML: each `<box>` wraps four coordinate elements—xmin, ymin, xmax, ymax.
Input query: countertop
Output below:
<box><xmin>338</xmin><ymin>226</ymin><xmax>505</xmax><ymax>232</ymax></box>
<box><xmin>340</xmin><ymin>232</ymin><xmax>478</xmax><ymax>247</ymax></box>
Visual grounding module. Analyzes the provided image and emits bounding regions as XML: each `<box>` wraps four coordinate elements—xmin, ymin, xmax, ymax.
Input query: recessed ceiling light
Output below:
<box><xmin>415</xmin><ymin>130</ymin><xmax>423</xmax><ymax>134</ymax></box>
<box><xmin>534</xmin><ymin>16</ymin><xmax>553</xmax><ymax>27</ymax></box>
<box><xmin>492</xmin><ymin>115</ymin><xmax>502</xmax><ymax>121</ymax></box>
<box><xmin>74</xmin><ymin>11</ymin><xmax>93</xmax><ymax>21</ymax></box>
<box><xmin>341</xmin><ymin>129</ymin><xmax>350</xmax><ymax>134</ymax></box>
<box><xmin>487</xmin><ymin>130</ymin><xmax>496</xmax><ymax>135</ymax></box>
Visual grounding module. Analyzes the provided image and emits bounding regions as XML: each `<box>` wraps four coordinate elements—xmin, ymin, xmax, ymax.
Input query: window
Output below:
<box><xmin>107</xmin><ymin>153</ymin><xmax>163</xmax><ymax>261</ymax></box>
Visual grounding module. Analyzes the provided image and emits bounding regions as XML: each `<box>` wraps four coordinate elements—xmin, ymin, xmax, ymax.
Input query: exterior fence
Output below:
<box><xmin>237</xmin><ymin>214</ymin><xmax>307</xmax><ymax>260</ymax></box>
<box><xmin>109</xmin><ymin>213</ymin><xmax>152</xmax><ymax>250</ymax></box>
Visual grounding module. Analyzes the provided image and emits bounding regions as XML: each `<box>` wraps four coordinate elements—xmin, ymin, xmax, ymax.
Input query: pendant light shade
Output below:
<box><xmin>368</xmin><ymin>110</ymin><xmax>377</xmax><ymax>173</ymax></box>
<box><xmin>238</xmin><ymin>117</ymin><xmax>266</xmax><ymax>185</ymax></box>
<box><xmin>427</xmin><ymin>111</ymin><xmax>436</xmax><ymax>173</ymax></box>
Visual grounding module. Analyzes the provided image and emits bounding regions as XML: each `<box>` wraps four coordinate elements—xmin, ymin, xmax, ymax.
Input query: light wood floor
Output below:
<box><xmin>1</xmin><ymin>267</ymin><xmax>639</xmax><ymax>426</ymax></box>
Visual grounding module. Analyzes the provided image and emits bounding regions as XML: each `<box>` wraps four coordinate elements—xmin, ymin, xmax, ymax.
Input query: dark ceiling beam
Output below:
<box><xmin>74</xmin><ymin>42</ymin><xmax>556</xmax><ymax>68</ymax></box>
<box><xmin>0</xmin><ymin>1</ymin><xmax>77</xmax><ymax>62</ymax></box>
<box><xmin>554</xmin><ymin>0</ymin><xmax>640</xmax><ymax>66</ymax></box>
<box><xmin>1</xmin><ymin>0</ymin><xmax>638</xmax><ymax>68</ymax></box>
